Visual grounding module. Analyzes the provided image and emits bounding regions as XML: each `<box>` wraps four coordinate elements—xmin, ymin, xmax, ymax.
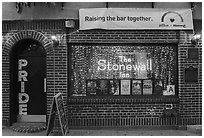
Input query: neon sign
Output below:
<box><xmin>97</xmin><ymin>56</ymin><xmax>152</xmax><ymax>78</ymax></box>
<box><xmin>97</xmin><ymin>60</ymin><xmax>146</xmax><ymax>71</ymax></box>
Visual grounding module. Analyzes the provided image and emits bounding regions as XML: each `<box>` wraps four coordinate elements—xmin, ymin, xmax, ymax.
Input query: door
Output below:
<box><xmin>11</xmin><ymin>39</ymin><xmax>46</xmax><ymax>123</ymax></box>
<box><xmin>18</xmin><ymin>57</ymin><xmax>46</xmax><ymax>122</ymax></box>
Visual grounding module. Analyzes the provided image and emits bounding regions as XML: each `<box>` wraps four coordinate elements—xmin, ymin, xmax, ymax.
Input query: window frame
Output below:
<box><xmin>67</xmin><ymin>43</ymin><xmax>178</xmax><ymax>98</ymax></box>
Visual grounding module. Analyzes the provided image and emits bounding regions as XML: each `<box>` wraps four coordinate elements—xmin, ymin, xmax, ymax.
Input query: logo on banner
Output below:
<box><xmin>159</xmin><ymin>11</ymin><xmax>186</xmax><ymax>28</ymax></box>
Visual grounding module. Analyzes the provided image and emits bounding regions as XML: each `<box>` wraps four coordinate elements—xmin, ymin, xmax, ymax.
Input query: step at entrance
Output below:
<box><xmin>10</xmin><ymin>122</ymin><xmax>46</xmax><ymax>133</ymax></box>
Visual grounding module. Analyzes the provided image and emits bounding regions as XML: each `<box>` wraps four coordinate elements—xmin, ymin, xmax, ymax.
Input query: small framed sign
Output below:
<box><xmin>97</xmin><ymin>79</ymin><xmax>110</xmax><ymax>95</ymax></box>
<box><xmin>154</xmin><ymin>79</ymin><xmax>163</xmax><ymax>95</ymax></box>
<box><xmin>185</xmin><ymin>66</ymin><xmax>198</xmax><ymax>83</ymax></box>
<box><xmin>163</xmin><ymin>85</ymin><xmax>175</xmax><ymax>96</ymax></box>
<box><xmin>132</xmin><ymin>80</ymin><xmax>142</xmax><ymax>95</ymax></box>
<box><xmin>143</xmin><ymin>80</ymin><xmax>153</xmax><ymax>95</ymax></box>
<box><xmin>121</xmin><ymin>80</ymin><xmax>131</xmax><ymax>95</ymax></box>
<box><xmin>86</xmin><ymin>80</ymin><xmax>97</xmax><ymax>96</ymax></box>
<box><xmin>188</xmin><ymin>48</ymin><xmax>199</xmax><ymax>60</ymax></box>
<box><xmin>110</xmin><ymin>79</ymin><xmax>120</xmax><ymax>95</ymax></box>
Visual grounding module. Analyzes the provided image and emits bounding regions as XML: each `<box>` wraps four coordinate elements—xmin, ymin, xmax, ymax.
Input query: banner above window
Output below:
<box><xmin>79</xmin><ymin>8</ymin><xmax>193</xmax><ymax>30</ymax></box>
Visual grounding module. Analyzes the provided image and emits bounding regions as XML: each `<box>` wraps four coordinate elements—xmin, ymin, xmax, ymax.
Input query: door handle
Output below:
<box><xmin>44</xmin><ymin>78</ymin><xmax>46</xmax><ymax>93</ymax></box>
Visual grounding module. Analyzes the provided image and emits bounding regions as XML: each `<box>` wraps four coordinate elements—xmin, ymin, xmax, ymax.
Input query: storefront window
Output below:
<box><xmin>70</xmin><ymin>45</ymin><xmax>177</xmax><ymax>97</ymax></box>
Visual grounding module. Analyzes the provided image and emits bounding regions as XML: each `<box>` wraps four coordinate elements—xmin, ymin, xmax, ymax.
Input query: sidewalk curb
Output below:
<box><xmin>187</xmin><ymin>125</ymin><xmax>202</xmax><ymax>131</ymax></box>
<box><xmin>187</xmin><ymin>125</ymin><xmax>202</xmax><ymax>136</ymax></box>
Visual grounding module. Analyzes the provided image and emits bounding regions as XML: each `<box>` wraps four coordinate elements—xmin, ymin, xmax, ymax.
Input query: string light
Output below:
<box><xmin>71</xmin><ymin>45</ymin><xmax>176</xmax><ymax>96</ymax></box>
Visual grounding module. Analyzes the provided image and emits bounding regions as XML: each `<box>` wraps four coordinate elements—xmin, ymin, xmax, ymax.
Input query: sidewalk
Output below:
<box><xmin>2</xmin><ymin>126</ymin><xmax>202</xmax><ymax>136</ymax></box>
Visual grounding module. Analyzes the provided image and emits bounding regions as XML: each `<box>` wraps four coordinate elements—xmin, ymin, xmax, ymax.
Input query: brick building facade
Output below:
<box><xmin>66</xmin><ymin>26</ymin><xmax>201</xmax><ymax>126</ymax></box>
<box><xmin>2</xmin><ymin>2</ymin><xmax>202</xmax><ymax>128</ymax></box>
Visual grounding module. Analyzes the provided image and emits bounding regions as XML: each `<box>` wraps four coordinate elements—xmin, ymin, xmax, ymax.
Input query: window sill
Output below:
<box><xmin>67</xmin><ymin>95</ymin><xmax>179</xmax><ymax>104</ymax></box>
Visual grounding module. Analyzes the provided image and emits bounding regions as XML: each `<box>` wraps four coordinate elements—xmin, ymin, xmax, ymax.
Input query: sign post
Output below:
<box><xmin>46</xmin><ymin>93</ymin><xmax>69</xmax><ymax>136</ymax></box>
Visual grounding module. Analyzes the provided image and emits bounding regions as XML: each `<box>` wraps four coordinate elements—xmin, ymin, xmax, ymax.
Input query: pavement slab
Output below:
<box><xmin>2</xmin><ymin>126</ymin><xmax>202</xmax><ymax>136</ymax></box>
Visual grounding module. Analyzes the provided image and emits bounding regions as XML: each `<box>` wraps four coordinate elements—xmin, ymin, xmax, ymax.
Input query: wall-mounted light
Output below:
<box><xmin>51</xmin><ymin>35</ymin><xmax>59</xmax><ymax>47</ymax></box>
<box><xmin>65</xmin><ymin>20</ymin><xmax>75</xmax><ymax>28</ymax></box>
<box><xmin>191</xmin><ymin>34</ymin><xmax>201</xmax><ymax>45</ymax></box>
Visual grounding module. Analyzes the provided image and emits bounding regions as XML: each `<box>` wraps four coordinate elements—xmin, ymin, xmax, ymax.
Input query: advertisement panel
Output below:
<box><xmin>121</xmin><ymin>80</ymin><xmax>131</xmax><ymax>95</ymax></box>
<box><xmin>143</xmin><ymin>80</ymin><xmax>153</xmax><ymax>95</ymax></box>
<box><xmin>132</xmin><ymin>80</ymin><xmax>142</xmax><ymax>95</ymax></box>
<box><xmin>79</xmin><ymin>8</ymin><xmax>193</xmax><ymax>30</ymax></box>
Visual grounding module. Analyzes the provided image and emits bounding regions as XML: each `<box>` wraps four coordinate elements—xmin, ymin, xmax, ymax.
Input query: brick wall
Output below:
<box><xmin>178</xmin><ymin>30</ymin><xmax>202</xmax><ymax>125</ymax></box>
<box><xmin>2</xmin><ymin>20</ymin><xmax>68</xmax><ymax>126</ymax></box>
<box><xmin>67</xmin><ymin>97</ymin><xmax>179</xmax><ymax>127</ymax></box>
<box><xmin>68</xmin><ymin>30</ymin><xmax>179</xmax><ymax>43</ymax></box>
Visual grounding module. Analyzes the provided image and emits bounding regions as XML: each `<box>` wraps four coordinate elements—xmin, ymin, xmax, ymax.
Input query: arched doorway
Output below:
<box><xmin>10</xmin><ymin>38</ymin><xmax>47</xmax><ymax>125</ymax></box>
